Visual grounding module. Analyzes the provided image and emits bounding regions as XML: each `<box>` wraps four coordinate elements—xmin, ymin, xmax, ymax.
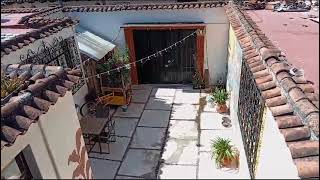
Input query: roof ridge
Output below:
<box><xmin>61</xmin><ymin>1</ymin><xmax>228</xmax><ymax>12</ymax></box>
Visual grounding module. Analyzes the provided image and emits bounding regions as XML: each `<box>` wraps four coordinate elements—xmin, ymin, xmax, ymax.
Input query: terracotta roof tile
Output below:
<box><xmin>298</xmin><ymin>83</ymin><xmax>315</xmax><ymax>93</ymax></box>
<box><xmin>261</xmin><ymin>87</ymin><xmax>282</xmax><ymax>99</ymax></box>
<box><xmin>296</xmin><ymin>99</ymin><xmax>319</xmax><ymax>117</ymax></box>
<box><xmin>255</xmin><ymin>74</ymin><xmax>273</xmax><ymax>85</ymax></box>
<box><xmin>266</xmin><ymin>95</ymin><xmax>287</xmax><ymax>107</ymax></box>
<box><xmin>1</xmin><ymin>7</ymin><xmax>78</xmax><ymax>57</ymax></box>
<box><xmin>288</xmin><ymin>87</ymin><xmax>308</xmax><ymax>102</ymax></box>
<box><xmin>275</xmin><ymin>115</ymin><xmax>303</xmax><ymax>129</ymax></box>
<box><xmin>270</xmin><ymin>103</ymin><xmax>294</xmax><ymax>116</ymax></box>
<box><xmin>280</xmin><ymin>78</ymin><xmax>298</xmax><ymax>92</ymax></box>
<box><xmin>287</xmin><ymin>140</ymin><xmax>319</xmax><ymax>159</ymax></box>
<box><xmin>1</xmin><ymin>64</ymin><xmax>82</xmax><ymax>148</ymax></box>
<box><xmin>248</xmin><ymin>60</ymin><xmax>263</xmax><ymax>69</ymax></box>
<box><xmin>280</xmin><ymin>127</ymin><xmax>311</xmax><ymax>142</ymax></box>
<box><xmin>254</xmin><ymin>70</ymin><xmax>270</xmax><ymax>80</ymax></box>
<box><xmin>59</xmin><ymin>1</ymin><xmax>228</xmax><ymax>13</ymax></box>
<box><xmin>251</xmin><ymin>64</ymin><xmax>266</xmax><ymax>73</ymax></box>
<box><xmin>294</xmin><ymin>156</ymin><xmax>319</xmax><ymax>178</ymax></box>
<box><xmin>224</xmin><ymin>3</ymin><xmax>318</xmax><ymax>178</ymax></box>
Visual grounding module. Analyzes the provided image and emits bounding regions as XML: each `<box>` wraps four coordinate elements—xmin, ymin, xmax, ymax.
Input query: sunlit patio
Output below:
<box><xmin>85</xmin><ymin>84</ymin><xmax>250</xmax><ymax>179</ymax></box>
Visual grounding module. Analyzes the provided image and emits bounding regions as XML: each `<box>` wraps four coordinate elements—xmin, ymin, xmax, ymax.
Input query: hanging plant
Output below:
<box><xmin>192</xmin><ymin>71</ymin><xmax>205</xmax><ymax>89</ymax></box>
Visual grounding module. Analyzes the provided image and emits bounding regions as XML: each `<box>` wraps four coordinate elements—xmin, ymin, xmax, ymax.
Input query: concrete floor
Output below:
<box><xmin>87</xmin><ymin>85</ymin><xmax>250</xmax><ymax>179</ymax></box>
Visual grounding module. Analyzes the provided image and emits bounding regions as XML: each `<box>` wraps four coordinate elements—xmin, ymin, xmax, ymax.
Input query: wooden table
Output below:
<box><xmin>80</xmin><ymin>116</ymin><xmax>111</xmax><ymax>154</ymax></box>
<box><xmin>80</xmin><ymin>116</ymin><xmax>109</xmax><ymax>135</ymax></box>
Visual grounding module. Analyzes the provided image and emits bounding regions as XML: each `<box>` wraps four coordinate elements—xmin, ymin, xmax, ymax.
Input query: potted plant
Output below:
<box><xmin>97</xmin><ymin>47</ymin><xmax>131</xmax><ymax>88</ymax></box>
<box><xmin>210</xmin><ymin>88</ymin><xmax>229</xmax><ymax>113</ymax></box>
<box><xmin>211</xmin><ymin>137</ymin><xmax>239</xmax><ymax>169</ymax></box>
<box><xmin>192</xmin><ymin>71</ymin><xmax>205</xmax><ymax>89</ymax></box>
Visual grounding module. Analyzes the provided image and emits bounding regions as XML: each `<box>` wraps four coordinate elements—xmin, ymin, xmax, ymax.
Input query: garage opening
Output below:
<box><xmin>133</xmin><ymin>29</ymin><xmax>197</xmax><ymax>84</ymax></box>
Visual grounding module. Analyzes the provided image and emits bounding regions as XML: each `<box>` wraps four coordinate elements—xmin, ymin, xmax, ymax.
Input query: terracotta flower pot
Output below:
<box><xmin>216</xmin><ymin>103</ymin><xmax>229</xmax><ymax>113</ymax></box>
<box><xmin>221</xmin><ymin>154</ymin><xmax>239</xmax><ymax>169</ymax></box>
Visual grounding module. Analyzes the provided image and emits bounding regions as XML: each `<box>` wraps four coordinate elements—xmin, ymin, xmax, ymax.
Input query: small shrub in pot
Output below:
<box><xmin>210</xmin><ymin>88</ymin><xmax>229</xmax><ymax>113</ymax></box>
<box><xmin>211</xmin><ymin>137</ymin><xmax>239</xmax><ymax>169</ymax></box>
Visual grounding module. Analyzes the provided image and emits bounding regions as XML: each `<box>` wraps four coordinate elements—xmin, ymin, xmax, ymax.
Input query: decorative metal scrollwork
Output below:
<box><xmin>238</xmin><ymin>60</ymin><xmax>265</xmax><ymax>179</ymax></box>
<box><xmin>19</xmin><ymin>36</ymin><xmax>79</xmax><ymax>69</ymax></box>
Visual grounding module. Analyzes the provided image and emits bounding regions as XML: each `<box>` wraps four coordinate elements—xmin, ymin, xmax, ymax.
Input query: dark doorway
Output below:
<box><xmin>133</xmin><ymin>29</ymin><xmax>196</xmax><ymax>84</ymax></box>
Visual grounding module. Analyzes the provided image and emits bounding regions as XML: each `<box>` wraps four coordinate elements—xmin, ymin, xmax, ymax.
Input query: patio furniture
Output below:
<box><xmin>99</xmin><ymin>64</ymin><xmax>132</xmax><ymax>107</ymax></box>
<box><xmin>100</xmin><ymin>83</ymin><xmax>132</xmax><ymax>106</ymax></box>
<box><xmin>80</xmin><ymin>104</ymin><xmax>116</xmax><ymax>154</ymax></box>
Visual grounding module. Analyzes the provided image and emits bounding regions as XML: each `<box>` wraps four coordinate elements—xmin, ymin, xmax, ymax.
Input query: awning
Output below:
<box><xmin>76</xmin><ymin>26</ymin><xmax>116</xmax><ymax>61</ymax></box>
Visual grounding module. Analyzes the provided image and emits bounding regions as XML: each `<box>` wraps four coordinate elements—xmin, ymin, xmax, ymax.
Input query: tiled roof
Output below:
<box><xmin>225</xmin><ymin>3</ymin><xmax>319</xmax><ymax>179</ymax></box>
<box><xmin>62</xmin><ymin>1</ymin><xmax>228</xmax><ymax>13</ymax></box>
<box><xmin>1</xmin><ymin>6</ymin><xmax>54</xmax><ymax>14</ymax></box>
<box><xmin>1</xmin><ymin>64</ymin><xmax>82</xmax><ymax>150</ymax></box>
<box><xmin>1</xmin><ymin>6</ymin><xmax>78</xmax><ymax>57</ymax></box>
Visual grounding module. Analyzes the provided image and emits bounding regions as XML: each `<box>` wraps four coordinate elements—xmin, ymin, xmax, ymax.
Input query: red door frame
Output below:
<box><xmin>124</xmin><ymin>24</ymin><xmax>205</xmax><ymax>85</ymax></box>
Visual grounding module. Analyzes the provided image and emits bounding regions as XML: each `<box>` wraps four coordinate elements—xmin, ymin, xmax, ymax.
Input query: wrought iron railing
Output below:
<box><xmin>19</xmin><ymin>36</ymin><xmax>79</xmax><ymax>69</ymax></box>
<box><xmin>237</xmin><ymin>60</ymin><xmax>265</xmax><ymax>179</ymax></box>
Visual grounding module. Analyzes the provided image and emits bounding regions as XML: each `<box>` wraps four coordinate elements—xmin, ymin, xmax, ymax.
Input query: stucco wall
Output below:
<box><xmin>1</xmin><ymin>92</ymin><xmax>91</xmax><ymax>179</ymax></box>
<box><xmin>255</xmin><ymin>108</ymin><xmax>300</xmax><ymax>179</ymax></box>
<box><xmin>65</xmin><ymin>7</ymin><xmax>229</xmax><ymax>85</ymax></box>
<box><xmin>225</xmin><ymin>24</ymin><xmax>250</xmax><ymax>177</ymax></box>
<box><xmin>227</xmin><ymin>26</ymin><xmax>299</xmax><ymax>179</ymax></box>
<box><xmin>226</xmin><ymin>24</ymin><xmax>242</xmax><ymax>124</ymax></box>
<box><xmin>73</xmin><ymin>83</ymin><xmax>88</xmax><ymax>107</ymax></box>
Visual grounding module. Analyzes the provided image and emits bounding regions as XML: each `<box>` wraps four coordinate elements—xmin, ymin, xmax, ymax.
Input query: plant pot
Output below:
<box><xmin>221</xmin><ymin>154</ymin><xmax>239</xmax><ymax>169</ymax></box>
<box><xmin>216</xmin><ymin>103</ymin><xmax>229</xmax><ymax>113</ymax></box>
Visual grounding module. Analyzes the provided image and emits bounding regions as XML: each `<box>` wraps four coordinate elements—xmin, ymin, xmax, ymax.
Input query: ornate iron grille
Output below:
<box><xmin>238</xmin><ymin>60</ymin><xmax>265</xmax><ymax>179</ymax></box>
<box><xmin>20</xmin><ymin>36</ymin><xmax>79</xmax><ymax>69</ymax></box>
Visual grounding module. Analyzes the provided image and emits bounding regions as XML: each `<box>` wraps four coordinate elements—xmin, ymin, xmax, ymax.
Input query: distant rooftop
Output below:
<box><xmin>1</xmin><ymin>7</ymin><xmax>78</xmax><ymax>57</ymax></box>
<box><xmin>247</xmin><ymin>9</ymin><xmax>319</xmax><ymax>93</ymax></box>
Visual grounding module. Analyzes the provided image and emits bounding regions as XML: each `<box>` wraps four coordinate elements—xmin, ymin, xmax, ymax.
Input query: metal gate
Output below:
<box><xmin>238</xmin><ymin>60</ymin><xmax>265</xmax><ymax>178</ymax></box>
<box><xmin>134</xmin><ymin>30</ymin><xmax>196</xmax><ymax>84</ymax></box>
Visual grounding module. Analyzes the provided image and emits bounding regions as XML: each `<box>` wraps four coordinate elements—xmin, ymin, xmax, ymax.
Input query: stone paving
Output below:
<box><xmin>87</xmin><ymin>84</ymin><xmax>250</xmax><ymax>179</ymax></box>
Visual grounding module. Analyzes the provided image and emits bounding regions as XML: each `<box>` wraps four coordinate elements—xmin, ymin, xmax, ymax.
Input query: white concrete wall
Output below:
<box><xmin>1</xmin><ymin>119</ymin><xmax>57</xmax><ymax>178</ymax></box>
<box><xmin>225</xmin><ymin>24</ymin><xmax>250</xmax><ymax>178</ymax></box>
<box><xmin>65</xmin><ymin>7</ymin><xmax>229</xmax><ymax>85</ymax></box>
<box><xmin>226</xmin><ymin>24</ymin><xmax>242</xmax><ymax>122</ymax></box>
<box><xmin>255</xmin><ymin>108</ymin><xmax>299</xmax><ymax>179</ymax></box>
<box><xmin>1</xmin><ymin>92</ymin><xmax>91</xmax><ymax>179</ymax></box>
<box><xmin>73</xmin><ymin>83</ymin><xmax>88</xmax><ymax>108</ymax></box>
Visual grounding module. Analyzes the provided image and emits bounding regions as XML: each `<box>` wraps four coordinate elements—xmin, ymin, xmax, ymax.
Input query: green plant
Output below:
<box><xmin>97</xmin><ymin>47</ymin><xmax>131</xmax><ymax>87</ymax></box>
<box><xmin>211</xmin><ymin>137</ymin><xmax>236</xmax><ymax>166</ymax></box>
<box><xmin>1</xmin><ymin>76</ymin><xmax>23</xmax><ymax>98</ymax></box>
<box><xmin>210</xmin><ymin>88</ymin><xmax>229</xmax><ymax>105</ymax></box>
<box><xmin>192</xmin><ymin>71</ymin><xmax>204</xmax><ymax>88</ymax></box>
